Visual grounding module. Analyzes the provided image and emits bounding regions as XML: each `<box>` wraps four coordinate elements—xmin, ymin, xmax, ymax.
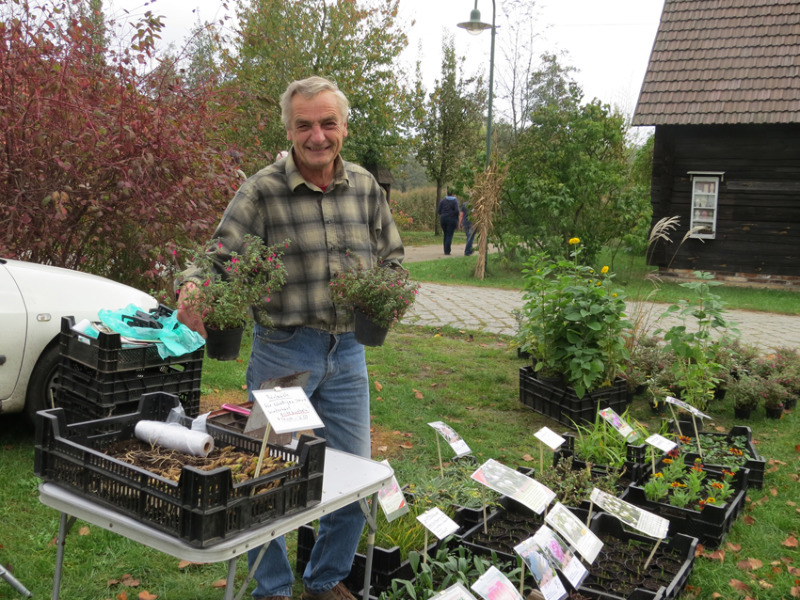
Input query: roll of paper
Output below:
<box><xmin>134</xmin><ymin>420</ymin><xmax>215</xmax><ymax>457</ymax></box>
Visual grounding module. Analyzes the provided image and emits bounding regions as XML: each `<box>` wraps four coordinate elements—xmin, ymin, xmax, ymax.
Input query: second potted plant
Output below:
<box><xmin>329</xmin><ymin>259</ymin><xmax>420</xmax><ymax>346</ymax></box>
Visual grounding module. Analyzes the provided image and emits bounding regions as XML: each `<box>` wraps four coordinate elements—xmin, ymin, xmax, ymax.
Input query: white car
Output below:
<box><xmin>0</xmin><ymin>258</ymin><xmax>158</xmax><ymax>423</ymax></box>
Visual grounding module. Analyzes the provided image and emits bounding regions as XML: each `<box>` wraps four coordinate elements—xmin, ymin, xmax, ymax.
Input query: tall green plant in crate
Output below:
<box><xmin>515</xmin><ymin>238</ymin><xmax>631</xmax><ymax>398</ymax></box>
<box><xmin>655</xmin><ymin>272</ymin><xmax>738</xmax><ymax>410</ymax></box>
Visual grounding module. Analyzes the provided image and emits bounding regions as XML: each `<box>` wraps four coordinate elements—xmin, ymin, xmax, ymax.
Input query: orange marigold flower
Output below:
<box><xmin>711</xmin><ymin>482</ymin><xmax>723</xmax><ymax>490</ymax></box>
<box><xmin>662</xmin><ymin>458</ymin><xmax>673</xmax><ymax>464</ymax></box>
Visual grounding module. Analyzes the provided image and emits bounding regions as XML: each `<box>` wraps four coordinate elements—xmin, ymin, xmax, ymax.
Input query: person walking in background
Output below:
<box><xmin>176</xmin><ymin>76</ymin><xmax>404</xmax><ymax>600</ymax></box>
<box><xmin>459</xmin><ymin>197</ymin><xmax>474</xmax><ymax>256</ymax></box>
<box><xmin>437</xmin><ymin>188</ymin><xmax>460</xmax><ymax>255</ymax></box>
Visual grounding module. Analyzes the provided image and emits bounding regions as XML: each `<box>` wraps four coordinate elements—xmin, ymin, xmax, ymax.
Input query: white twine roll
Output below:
<box><xmin>134</xmin><ymin>420</ymin><xmax>215</xmax><ymax>458</ymax></box>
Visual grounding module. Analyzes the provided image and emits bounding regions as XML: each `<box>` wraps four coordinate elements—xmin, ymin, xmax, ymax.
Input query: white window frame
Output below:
<box><xmin>689</xmin><ymin>174</ymin><xmax>721</xmax><ymax>239</ymax></box>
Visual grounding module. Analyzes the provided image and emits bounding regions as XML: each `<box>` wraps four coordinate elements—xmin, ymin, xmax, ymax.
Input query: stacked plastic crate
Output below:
<box><xmin>56</xmin><ymin>314</ymin><xmax>203</xmax><ymax>422</ymax></box>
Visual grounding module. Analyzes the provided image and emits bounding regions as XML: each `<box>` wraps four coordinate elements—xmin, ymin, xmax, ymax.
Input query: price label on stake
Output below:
<box><xmin>416</xmin><ymin>507</ymin><xmax>459</xmax><ymax>540</ymax></box>
<box><xmin>247</xmin><ymin>387</ymin><xmax>324</xmax><ymax>434</ymax></box>
<box><xmin>645</xmin><ymin>434</ymin><xmax>677</xmax><ymax>454</ymax></box>
<box><xmin>534</xmin><ymin>427</ymin><xmax>566</xmax><ymax>450</ymax></box>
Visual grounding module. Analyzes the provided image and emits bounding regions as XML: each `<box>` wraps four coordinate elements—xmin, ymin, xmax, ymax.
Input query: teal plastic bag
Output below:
<box><xmin>98</xmin><ymin>304</ymin><xmax>206</xmax><ymax>359</ymax></box>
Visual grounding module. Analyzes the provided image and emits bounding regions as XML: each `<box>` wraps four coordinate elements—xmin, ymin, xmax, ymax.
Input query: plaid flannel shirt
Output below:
<box><xmin>179</xmin><ymin>151</ymin><xmax>404</xmax><ymax>333</ymax></box>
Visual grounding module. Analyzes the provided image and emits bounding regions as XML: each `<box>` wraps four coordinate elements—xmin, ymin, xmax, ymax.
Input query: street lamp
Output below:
<box><xmin>457</xmin><ymin>0</ymin><xmax>496</xmax><ymax>169</ymax></box>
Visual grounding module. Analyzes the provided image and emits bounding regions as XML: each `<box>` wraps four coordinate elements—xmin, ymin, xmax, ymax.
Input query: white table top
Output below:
<box><xmin>39</xmin><ymin>448</ymin><xmax>393</xmax><ymax>563</ymax></box>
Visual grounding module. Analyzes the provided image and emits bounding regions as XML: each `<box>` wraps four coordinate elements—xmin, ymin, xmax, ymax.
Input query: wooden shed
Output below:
<box><xmin>633</xmin><ymin>0</ymin><xmax>800</xmax><ymax>288</ymax></box>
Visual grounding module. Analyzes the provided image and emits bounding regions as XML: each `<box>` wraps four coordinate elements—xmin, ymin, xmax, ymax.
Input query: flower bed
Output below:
<box><xmin>519</xmin><ymin>367</ymin><xmax>628</xmax><ymax>428</ymax></box>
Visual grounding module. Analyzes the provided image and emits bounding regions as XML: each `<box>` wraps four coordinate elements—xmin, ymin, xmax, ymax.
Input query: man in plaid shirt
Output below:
<box><xmin>177</xmin><ymin>76</ymin><xmax>404</xmax><ymax>600</ymax></box>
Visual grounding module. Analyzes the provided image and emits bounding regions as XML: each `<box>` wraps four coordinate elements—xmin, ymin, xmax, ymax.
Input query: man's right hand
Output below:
<box><xmin>176</xmin><ymin>282</ymin><xmax>208</xmax><ymax>339</ymax></box>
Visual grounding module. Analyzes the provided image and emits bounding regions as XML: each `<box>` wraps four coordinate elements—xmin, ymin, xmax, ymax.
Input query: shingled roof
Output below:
<box><xmin>632</xmin><ymin>0</ymin><xmax>800</xmax><ymax>126</ymax></box>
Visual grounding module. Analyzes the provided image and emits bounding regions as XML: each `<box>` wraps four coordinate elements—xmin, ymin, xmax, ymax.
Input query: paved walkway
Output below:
<box><xmin>400</xmin><ymin>245</ymin><xmax>800</xmax><ymax>352</ymax></box>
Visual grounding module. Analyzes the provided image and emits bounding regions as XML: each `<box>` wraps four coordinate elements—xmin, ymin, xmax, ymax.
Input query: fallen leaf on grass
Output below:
<box><xmin>413</xmin><ymin>389</ymin><xmax>424</xmax><ymax>399</ymax></box>
<box><xmin>783</xmin><ymin>535</ymin><xmax>799</xmax><ymax>548</ymax></box>
<box><xmin>213</xmin><ymin>580</ymin><xmax>227</xmax><ymax>588</ymax></box>
<box><xmin>116</xmin><ymin>592</ymin><xmax>128</xmax><ymax>600</ymax></box>
<box><xmin>376</xmin><ymin>445</ymin><xmax>387</xmax><ymax>452</ymax></box>
<box><xmin>705</xmin><ymin>549</ymin><xmax>725</xmax><ymax>561</ymax></box>
<box><xmin>374</xmin><ymin>382</ymin><xmax>383</xmax><ymax>392</ymax></box>
<box><xmin>727</xmin><ymin>542</ymin><xmax>742</xmax><ymax>551</ymax></box>
<box><xmin>743</xmin><ymin>515</ymin><xmax>756</xmax><ymax>525</ymax></box>
<box><xmin>758</xmin><ymin>580</ymin><xmax>773</xmax><ymax>589</ymax></box>
<box><xmin>522</xmin><ymin>454</ymin><xmax>535</xmax><ymax>462</ymax></box>
<box><xmin>178</xmin><ymin>560</ymin><xmax>205</xmax><ymax>569</ymax></box>
<box><xmin>737</xmin><ymin>558</ymin><xmax>763</xmax><ymax>570</ymax></box>
<box><xmin>79</xmin><ymin>526</ymin><xmax>91</xmax><ymax>536</ymax></box>
<box><xmin>791</xmin><ymin>585</ymin><xmax>800</xmax><ymax>598</ymax></box>
<box><xmin>122</xmin><ymin>575</ymin><xmax>140</xmax><ymax>587</ymax></box>
<box><xmin>729</xmin><ymin>579</ymin><xmax>751</xmax><ymax>592</ymax></box>
<box><xmin>399</xmin><ymin>441</ymin><xmax>413</xmax><ymax>449</ymax></box>
<box><xmin>138</xmin><ymin>592</ymin><xmax>157</xmax><ymax>600</ymax></box>
<box><xmin>770</xmin><ymin>487</ymin><xmax>778</xmax><ymax>497</ymax></box>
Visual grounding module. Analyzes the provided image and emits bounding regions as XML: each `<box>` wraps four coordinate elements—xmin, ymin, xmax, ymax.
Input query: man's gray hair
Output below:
<box><xmin>280</xmin><ymin>76</ymin><xmax>350</xmax><ymax>128</ymax></box>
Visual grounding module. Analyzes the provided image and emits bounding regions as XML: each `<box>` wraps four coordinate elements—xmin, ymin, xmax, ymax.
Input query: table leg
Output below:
<box><xmin>360</xmin><ymin>495</ymin><xmax>379</xmax><ymax>600</ymax></box>
<box><xmin>224</xmin><ymin>557</ymin><xmax>238</xmax><ymax>600</ymax></box>
<box><xmin>52</xmin><ymin>513</ymin><xmax>76</xmax><ymax>600</ymax></box>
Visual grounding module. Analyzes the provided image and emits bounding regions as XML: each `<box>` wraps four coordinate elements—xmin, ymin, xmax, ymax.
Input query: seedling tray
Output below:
<box><xmin>60</xmin><ymin>314</ymin><xmax>204</xmax><ymax>374</ymax></box>
<box><xmin>583</xmin><ymin>513</ymin><xmax>697</xmax><ymax>600</ymax></box>
<box><xmin>34</xmin><ymin>392</ymin><xmax>325</xmax><ymax>548</ymax></box>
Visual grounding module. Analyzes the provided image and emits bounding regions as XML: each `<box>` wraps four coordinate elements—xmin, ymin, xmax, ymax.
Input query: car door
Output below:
<box><xmin>0</xmin><ymin>263</ymin><xmax>27</xmax><ymax>400</ymax></box>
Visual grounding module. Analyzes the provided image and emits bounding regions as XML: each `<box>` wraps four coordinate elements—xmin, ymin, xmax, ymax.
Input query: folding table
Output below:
<box><xmin>39</xmin><ymin>448</ymin><xmax>393</xmax><ymax>600</ymax></box>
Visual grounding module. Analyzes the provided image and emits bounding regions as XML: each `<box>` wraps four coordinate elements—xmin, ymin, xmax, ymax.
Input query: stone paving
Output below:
<box><xmin>400</xmin><ymin>246</ymin><xmax>800</xmax><ymax>352</ymax></box>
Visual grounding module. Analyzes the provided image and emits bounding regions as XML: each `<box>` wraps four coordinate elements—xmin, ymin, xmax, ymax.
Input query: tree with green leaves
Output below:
<box><xmin>224</xmin><ymin>0</ymin><xmax>412</xmax><ymax>173</ymax></box>
<box><xmin>414</xmin><ymin>35</ymin><xmax>485</xmax><ymax>231</ymax></box>
<box><xmin>499</xmin><ymin>54</ymin><xmax>637</xmax><ymax>263</ymax></box>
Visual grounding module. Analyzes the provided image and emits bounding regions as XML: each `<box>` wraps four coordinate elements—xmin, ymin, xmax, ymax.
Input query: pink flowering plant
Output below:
<box><xmin>175</xmin><ymin>234</ymin><xmax>288</xmax><ymax>330</ymax></box>
<box><xmin>329</xmin><ymin>259</ymin><xmax>420</xmax><ymax>330</ymax></box>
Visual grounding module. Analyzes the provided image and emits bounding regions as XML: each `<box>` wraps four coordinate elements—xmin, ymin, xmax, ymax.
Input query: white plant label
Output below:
<box><xmin>248</xmin><ymin>387</ymin><xmax>324</xmax><ymax>434</ymax></box>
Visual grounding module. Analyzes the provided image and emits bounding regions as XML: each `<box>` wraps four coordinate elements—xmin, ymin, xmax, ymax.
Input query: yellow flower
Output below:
<box><xmin>568</xmin><ymin>237</ymin><xmax>580</xmax><ymax>245</ymax></box>
<box><xmin>612</xmin><ymin>293</ymin><xmax>618</xmax><ymax>298</ymax></box>
<box><xmin>601</xmin><ymin>266</ymin><xmax>609</xmax><ymax>274</ymax></box>
<box><xmin>596</xmin><ymin>281</ymin><xmax>602</xmax><ymax>286</ymax></box>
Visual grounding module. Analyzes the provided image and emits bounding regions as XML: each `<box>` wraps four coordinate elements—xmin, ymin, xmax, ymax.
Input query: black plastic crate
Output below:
<box><xmin>56</xmin><ymin>356</ymin><xmax>201</xmax><ymax>418</ymax></box>
<box><xmin>60</xmin><ymin>314</ymin><xmax>204</xmax><ymax>374</ymax></box>
<box><xmin>519</xmin><ymin>367</ymin><xmax>628</xmax><ymax>428</ymax></box>
<box><xmin>620</xmin><ymin>462</ymin><xmax>749</xmax><ymax>547</ymax></box>
<box><xmin>34</xmin><ymin>392</ymin><xmax>326</xmax><ymax>548</ymax></box>
<box><xmin>57</xmin><ymin>388</ymin><xmax>199</xmax><ymax>424</ymax></box>
<box><xmin>583</xmin><ymin>513</ymin><xmax>697</xmax><ymax>600</ymax></box>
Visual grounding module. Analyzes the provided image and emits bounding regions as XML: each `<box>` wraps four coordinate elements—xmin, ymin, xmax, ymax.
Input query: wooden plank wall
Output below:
<box><xmin>648</xmin><ymin>124</ymin><xmax>800</xmax><ymax>278</ymax></box>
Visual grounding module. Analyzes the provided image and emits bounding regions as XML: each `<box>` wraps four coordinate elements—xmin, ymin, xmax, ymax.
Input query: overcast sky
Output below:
<box><xmin>105</xmin><ymin>0</ymin><xmax>664</xmax><ymax>130</ymax></box>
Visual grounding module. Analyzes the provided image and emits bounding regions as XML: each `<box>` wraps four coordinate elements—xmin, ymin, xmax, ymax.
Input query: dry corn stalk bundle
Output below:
<box><xmin>470</xmin><ymin>161</ymin><xmax>506</xmax><ymax>279</ymax></box>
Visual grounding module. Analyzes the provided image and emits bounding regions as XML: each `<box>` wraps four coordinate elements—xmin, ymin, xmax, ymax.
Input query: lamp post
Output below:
<box><xmin>458</xmin><ymin>0</ymin><xmax>496</xmax><ymax>169</ymax></box>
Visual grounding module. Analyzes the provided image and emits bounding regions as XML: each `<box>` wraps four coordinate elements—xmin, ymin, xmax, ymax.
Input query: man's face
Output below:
<box><xmin>286</xmin><ymin>90</ymin><xmax>348</xmax><ymax>177</ymax></box>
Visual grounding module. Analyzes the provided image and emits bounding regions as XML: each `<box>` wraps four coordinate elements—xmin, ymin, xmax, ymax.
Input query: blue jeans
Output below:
<box><xmin>440</xmin><ymin>216</ymin><xmax>458</xmax><ymax>255</ymax></box>
<box><xmin>245</xmin><ymin>325</ymin><xmax>370</xmax><ymax>598</ymax></box>
<box><xmin>463</xmin><ymin>221</ymin><xmax>474</xmax><ymax>256</ymax></box>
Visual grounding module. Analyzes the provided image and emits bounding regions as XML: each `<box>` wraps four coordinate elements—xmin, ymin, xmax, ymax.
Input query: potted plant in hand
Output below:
<box><xmin>329</xmin><ymin>259</ymin><xmax>420</xmax><ymax>346</ymax></box>
<box><xmin>515</xmin><ymin>238</ymin><xmax>631</xmax><ymax>421</ymax></box>
<box><xmin>175</xmin><ymin>235</ymin><xmax>288</xmax><ymax>360</ymax></box>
